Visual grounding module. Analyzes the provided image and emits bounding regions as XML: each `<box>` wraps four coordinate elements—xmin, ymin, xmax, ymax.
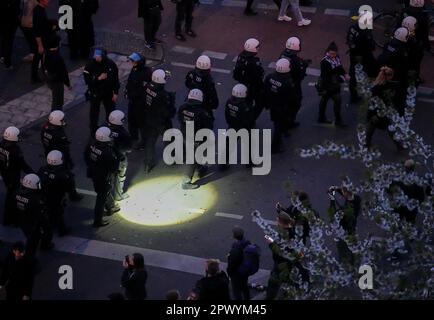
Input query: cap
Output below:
<box><xmin>94</xmin><ymin>49</ymin><xmax>103</xmax><ymax>58</ymax></box>
<box><xmin>128</xmin><ymin>52</ymin><xmax>142</xmax><ymax>62</ymax></box>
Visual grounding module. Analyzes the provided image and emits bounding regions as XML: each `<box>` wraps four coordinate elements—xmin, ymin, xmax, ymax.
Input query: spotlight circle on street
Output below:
<box><xmin>119</xmin><ymin>175</ymin><xmax>217</xmax><ymax>226</ymax></box>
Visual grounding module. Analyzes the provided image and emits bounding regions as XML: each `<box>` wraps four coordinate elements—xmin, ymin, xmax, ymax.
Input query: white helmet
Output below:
<box><xmin>286</xmin><ymin>37</ymin><xmax>301</xmax><ymax>51</ymax></box>
<box><xmin>108</xmin><ymin>110</ymin><xmax>125</xmax><ymax>126</ymax></box>
<box><xmin>409</xmin><ymin>0</ymin><xmax>424</xmax><ymax>7</ymax></box>
<box><xmin>188</xmin><ymin>89</ymin><xmax>204</xmax><ymax>102</ymax></box>
<box><xmin>95</xmin><ymin>126</ymin><xmax>112</xmax><ymax>142</ymax></box>
<box><xmin>152</xmin><ymin>69</ymin><xmax>166</xmax><ymax>84</ymax></box>
<box><xmin>276</xmin><ymin>58</ymin><xmax>291</xmax><ymax>73</ymax></box>
<box><xmin>22</xmin><ymin>174</ymin><xmax>41</xmax><ymax>190</ymax></box>
<box><xmin>232</xmin><ymin>84</ymin><xmax>248</xmax><ymax>98</ymax></box>
<box><xmin>244</xmin><ymin>38</ymin><xmax>260</xmax><ymax>53</ymax></box>
<box><xmin>394</xmin><ymin>27</ymin><xmax>410</xmax><ymax>42</ymax></box>
<box><xmin>47</xmin><ymin>150</ymin><xmax>63</xmax><ymax>166</ymax></box>
<box><xmin>48</xmin><ymin>110</ymin><xmax>65</xmax><ymax>126</ymax></box>
<box><xmin>3</xmin><ymin>126</ymin><xmax>20</xmax><ymax>142</ymax></box>
<box><xmin>196</xmin><ymin>55</ymin><xmax>211</xmax><ymax>70</ymax></box>
<box><xmin>402</xmin><ymin>16</ymin><xmax>417</xmax><ymax>33</ymax></box>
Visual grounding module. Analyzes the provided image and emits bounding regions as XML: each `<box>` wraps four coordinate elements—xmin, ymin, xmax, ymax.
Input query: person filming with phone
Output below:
<box><xmin>120</xmin><ymin>253</ymin><xmax>148</xmax><ymax>300</ymax></box>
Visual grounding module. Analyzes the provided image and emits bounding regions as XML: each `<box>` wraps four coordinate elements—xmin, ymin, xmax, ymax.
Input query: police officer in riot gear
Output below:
<box><xmin>38</xmin><ymin>150</ymin><xmax>75</xmax><ymax>236</ymax></box>
<box><xmin>403</xmin><ymin>0</ymin><xmax>430</xmax><ymax>53</ymax></box>
<box><xmin>15</xmin><ymin>174</ymin><xmax>54</xmax><ymax>257</ymax></box>
<box><xmin>233</xmin><ymin>38</ymin><xmax>265</xmax><ymax>120</ymax></box>
<box><xmin>84</xmin><ymin>127</ymin><xmax>120</xmax><ymax>227</ymax></box>
<box><xmin>143</xmin><ymin>69</ymin><xmax>176</xmax><ymax>173</ymax></box>
<box><xmin>402</xmin><ymin>16</ymin><xmax>424</xmax><ymax>81</ymax></box>
<box><xmin>178</xmin><ymin>89</ymin><xmax>213</xmax><ymax>190</ymax></box>
<box><xmin>0</xmin><ymin>127</ymin><xmax>33</xmax><ymax>226</ymax></box>
<box><xmin>280</xmin><ymin>36</ymin><xmax>311</xmax><ymax>127</ymax></box>
<box><xmin>264</xmin><ymin>59</ymin><xmax>297</xmax><ymax>154</ymax></box>
<box><xmin>125</xmin><ymin>52</ymin><xmax>152</xmax><ymax>148</ymax></box>
<box><xmin>40</xmin><ymin>110</ymin><xmax>83</xmax><ymax>201</ymax></box>
<box><xmin>346</xmin><ymin>13</ymin><xmax>377</xmax><ymax>102</ymax></box>
<box><xmin>185</xmin><ymin>55</ymin><xmax>219</xmax><ymax>121</ymax></box>
<box><xmin>221</xmin><ymin>84</ymin><xmax>258</xmax><ymax>171</ymax></box>
<box><xmin>108</xmin><ymin>110</ymin><xmax>132</xmax><ymax>200</ymax></box>
<box><xmin>84</xmin><ymin>48</ymin><xmax>120</xmax><ymax>135</ymax></box>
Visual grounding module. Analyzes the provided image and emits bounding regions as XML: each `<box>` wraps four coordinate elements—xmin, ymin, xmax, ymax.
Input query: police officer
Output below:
<box><xmin>125</xmin><ymin>52</ymin><xmax>152</xmax><ymax>148</ymax></box>
<box><xmin>84</xmin><ymin>127</ymin><xmax>120</xmax><ymax>227</ymax></box>
<box><xmin>178</xmin><ymin>89</ymin><xmax>213</xmax><ymax>190</ymax></box>
<box><xmin>38</xmin><ymin>150</ymin><xmax>75</xmax><ymax>236</ymax></box>
<box><xmin>0</xmin><ymin>127</ymin><xmax>33</xmax><ymax>226</ymax></box>
<box><xmin>40</xmin><ymin>110</ymin><xmax>83</xmax><ymax>201</ymax></box>
<box><xmin>15</xmin><ymin>173</ymin><xmax>54</xmax><ymax>257</ymax></box>
<box><xmin>346</xmin><ymin>16</ymin><xmax>377</xmax><ymax>102</ymax></box>
<box><xmin>174</xmin><ymin>0</ymin><xmax>197</xmax><ymax>41</ymax></box>
<box><xmin>143</xmin><ymin>69</ymin><xmax>176</xmax><ymax>173</ymax></box>
<box><xmin>377</xmin><ymin>28</ymin><xmax>410</xmax><ymax>115</ymax></box>
<box><xmin>402</xmin><ymin>16</ymin><xmax>424</xmax><ymax>81</ymax></box>
<box><xmin>403</xmin><ymin>0</ymin><xmax>430</xmax><ymax>53</ymax></box>
<box><xmin>280</xmin><ymin>36</ymin><xmax>310</xmax><ymax>127</ymax></box>
<box><xmin>108</xmin><ymin>110</ymin><xmax>132</xmax><ymax>200</ymax></box>
<box><xmin>59</xmin><ymin>0</ymin><xmax>99</xmax><ymax>60</ymax></box>
<box><xmin>264</xmin><ymin>59</ymin><xmax>297</xmax><ymax>154</ymax></box>
<box><xmin>185</xmin><ymin>55</ymin><xmax>219</xmax><ymax>121</ymax></box>
<box><xmin>221</xmin><ymin>84</ymin><xmax>257</xmax><ymax>170</ymax></box>
<box><xmin>84</xmin><ymin>48</ymin><xmax>120</xmax><ymax>135</ymax></box>
<box><xmin>138</xmin><ymin>0</ymin><xmax>164</xmax><ymax>49</ymax></box>
<box><xmin>233</xmin><ymin>38</ymin><xmax>265</xmax><ymax>120</ymax></box>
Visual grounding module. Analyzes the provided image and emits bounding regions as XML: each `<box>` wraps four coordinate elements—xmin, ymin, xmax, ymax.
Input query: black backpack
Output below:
<box><xmin>233</xmin><ymin>55</ymin><xmax>249</xmax><ymax>83</ymax></box>
<box><xmin>238</xmin><ymin>243</ymin><xmax>261</xmax><ymax>276</ymax></box>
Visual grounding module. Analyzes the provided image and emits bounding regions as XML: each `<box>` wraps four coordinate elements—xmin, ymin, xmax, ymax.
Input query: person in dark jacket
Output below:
<box><xmin>0</xmin><ymin>242</ymin><xmax>35</xmax><ymax>301</ymax></box>
<box><xmin>174</xmin><ymin>0</ymin><xmax>197</xmax><ymax>41</ymax></box>
<box><xmin>59</xmin><ymin>0</ymin><xmax>99</xmax><ymax>60</ymax></box>
<box><xmin>0</xmin><ymin>0</ymin><xmax>20</xmax><ymax>69</ymax></box>
<box><xmin>280</xmin><ymin>36</ymin><xmax>311</xmax><ymax>128</ymax></box>
<box><xmin>84</xmin><ymin>127</ymin><xmax>120</xmax><ymax>227</ymax></box>
<box><xmin>125</xmin><ymin>53</ymin><xmax>152</xmax><ymax>147</ymax></box>
<box><xmin>233</xmin><ymin>38</ymin><xmax>265</xmax><ymax>119</ymax></box>
<box><xmin>178</xmin><ymin>89</ymin><xmax>214</xmax><ymax>190</ymax></box>
<box><xmin>121</xmin><ymin>253</ymin><xmax>148</xmax><ymax>300</ymax></box>
<box><xmin>318</xmin><ymin>42</ymin><xmax>350</xmax><ymax>127</ymax></box>
<box><xmin>195</xmin><ymin>259</ymin><xmax>230</xmax><ymax>301</ymax></box>
<box><xmin>226</xmin><ymin>227</ymin><xmax>251</xmax><ymax>300</ymax></box>
<box><xmin>403</xmin><ymin>0</ymin><xmax>430</xmax><ymax>52</ymax></box>
<box><xmin>402</xmin><ymin>16</ymin><xmax>425</xmax><ymax>81</ymax></box>
<box><xmin>185</xmin><ymin>55</ymin><xmax>219</xmax><ymax>122</ymax></box>
<box><xmin>264</xmin><ymin>58</ymin><xmax>297</xmax><ymax>154</ymax></box>
<box><xmin>15</xmin><ymin>173</ymin><xmax>54</xmax><ymax>257</ymax></box>
<box><xmin>1</xmin><ymin>127</ymin><xmax>33</xmax><ymax>227</ymax></box>
<box><xmin>143</xmin><ymin>69</ymin><xmax>176</xmax><ymax>173</ymax></box>
<box><xmin>43</xmin><ymin>35</ymin><xmax>71</xmax><ymax>111</ymax></box>
<box><xmin>138</xmin><ymin>0</ymin><xmax>163</xmax><ymax>49</ymax></box>
<box><xmin>107</xmin><ymin>110</ymin><xmax>132</xmax><ymax>200</ymax></box>
<box><xmin>83</xmin><ymin>48</ymin><xmax>120</xmax><ymax>135</ymax></box>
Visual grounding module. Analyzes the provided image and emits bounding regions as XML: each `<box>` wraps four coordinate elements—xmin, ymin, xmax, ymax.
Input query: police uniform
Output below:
<box><xmin>125</xmin><ymin>61</ymin><xmax>152</xmax><ymax>143</ymax></box>
<box><xmin>185</xmin><ymin>69</ymin><xmax>219</xmax><ymax>120</ymax></box>
<box><xmin>38</xmin><ymin>164</ymin><xmax>75</xmax><ymax>236</ymax></box>
<box><xmin>346</xmin><ymin>23</ymin><xmax>377</xmax><ymax>100</ymax></box>
<box><xmin>15</xmin><ymin>186</ymin><xmax>53</xmax><ymax>257</ymax></box>
<box><xmin>279</xmin><ymin>49</ymin><xmax>309</xmax><ymax>125</ymax></box>
<box><xmin>84</xmin><ymin>139</ymin><xmax>120</xmax><ymax>226</ymax></box>
<box><xmin>143</xmin><ymin>82</ymin><xmax>176</xmax><ymax>171</ymax></box>
<box><xmin>0</xmin><ymin>140</ymin><xmax>33</xmax><ymax>226</ymax></box>
<box><xmin>108</xmin><ymin>123</ymin><xmax>132</xmax><ymax>200</ymax></box>
<box><xmin>175</xmin><ymin>0</ymin><xmax>196</xmax><ymax>37</ymax></box>
<box><xmin>178</xmin><ymin>99</ymin><xmax>213</xmax><ymax>184</ymax></box>
<box><xmin>83</xmin><ymin>53</ymin><xmax>120</xmax><ymax>134</ymax></box>
<box><xmin>233</xmin><ymin>50</ymin><xmax>265</xmax><ymax>116</ymax></box>
<box><xmin>263</xmin><ymin>71</ymin><xmax>297</xmax><ymax>153</ymax></box>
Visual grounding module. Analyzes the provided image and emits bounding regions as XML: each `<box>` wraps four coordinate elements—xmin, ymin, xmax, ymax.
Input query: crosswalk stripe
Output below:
<box><xmin>324</xmin><ymin>8</ymin><xmax>350</xmax><ymax>16</ymax></box>
<box><xmin>202</xmin><ymin>50</ymin><xmax>228</xmax><ymax>60</ymax></box>
<box><xmin>215</xmin><ymin>212</ymin><xmax>244</xmax><ymax>220</ymax></box>
<box><xmin>0</xmin><ymin>225</ymin><xmax>270</xmax><ymax>283</ymax></box>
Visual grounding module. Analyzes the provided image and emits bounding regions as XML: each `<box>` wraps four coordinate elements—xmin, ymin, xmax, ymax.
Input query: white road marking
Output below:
<box><xmin>418</xmin><ymin>98</ymin><xmax>434</xmax><ymax>104</ymax></box>
<box><xmin>171</xmin><ymin>62</ymin><xmax>231</xmax><ymax>74</ymax></box>
<box><xmin>324</xmin><ymin>8</ymin><xmax>350</xmax><ymax>16</ymax></box>
<box><xmin>257</xmin><ymin>3</ymin><xmax>276</xmax><ymax>10</ymax></box>
<box><xmin>76</xmin><ymin>188</ymin><xmax>97</xmax><ymax>197</ymax></box>
<box><xmin>215</xmin><ymin>212</ymin><xmax>244</xmax><ymax>220</ymax></box>
<box><xmin>300</xmin><ymin>6</ymin><xmax>317</xmax><ymax>14</ymax></box>
<box><xmin>199</xmin><ymin>0</ymin><xmax>215</xmax><ymax>4</ymax></box>
<box><xmin>418</xmin><ymin>86</ymin><xmax>434</xmax><ymax>96</ymax></box>
<box><xmin>0</xmin><ymin>225</ymin><xmax>269</xmax><ymax>283</ymax></box>
<box><xmin>221</xmin><ymin>0</ymin><xmax>245</xmax><ymax>7</ymax></box>
<box><xmin>202</xmin><ymin>50</ymin><xmax>228</xmax><ymax>60</ymax></box>
<box><xmin>171</xmin><ymin>45</ymin><xmax>195</xmax><ymax>54</ymax></box>
<box><xmin>306</xmin><ymin>67</ymin><xmax>321</xmax><ymax>77</ymax></box>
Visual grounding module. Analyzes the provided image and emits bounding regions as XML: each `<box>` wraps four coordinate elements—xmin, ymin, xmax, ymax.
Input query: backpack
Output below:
<box><xmin>238</xmin><ymin>243</ymin><xmax>261</xmax><ymax>276</ymax></box>
<box><xmin>233</xmin><ymin>55</ymin><xmax>248</xmax><ymax>83</ymax></box>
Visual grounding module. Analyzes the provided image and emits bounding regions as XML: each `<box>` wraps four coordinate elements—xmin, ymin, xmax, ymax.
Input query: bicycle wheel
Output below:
<box><xmin>373</xmin><ymin>12</ymin><xmax>399</xmax><ymax>49</ymax></box>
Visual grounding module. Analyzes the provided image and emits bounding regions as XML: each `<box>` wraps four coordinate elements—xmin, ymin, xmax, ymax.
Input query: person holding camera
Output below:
<box><xmin>121</xmin><ymin>253</ymin><xmax>148</xmax><ymax>300</ymax></box>
<box><xmin>279</xmin><ymin>36</ymin><xmax>311</xmax><ymax>129</ymax></box>
<box><xmin>317</xmin><ymin>42</ymin><xmax>350</xmax><ymax>128</ymax></box>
